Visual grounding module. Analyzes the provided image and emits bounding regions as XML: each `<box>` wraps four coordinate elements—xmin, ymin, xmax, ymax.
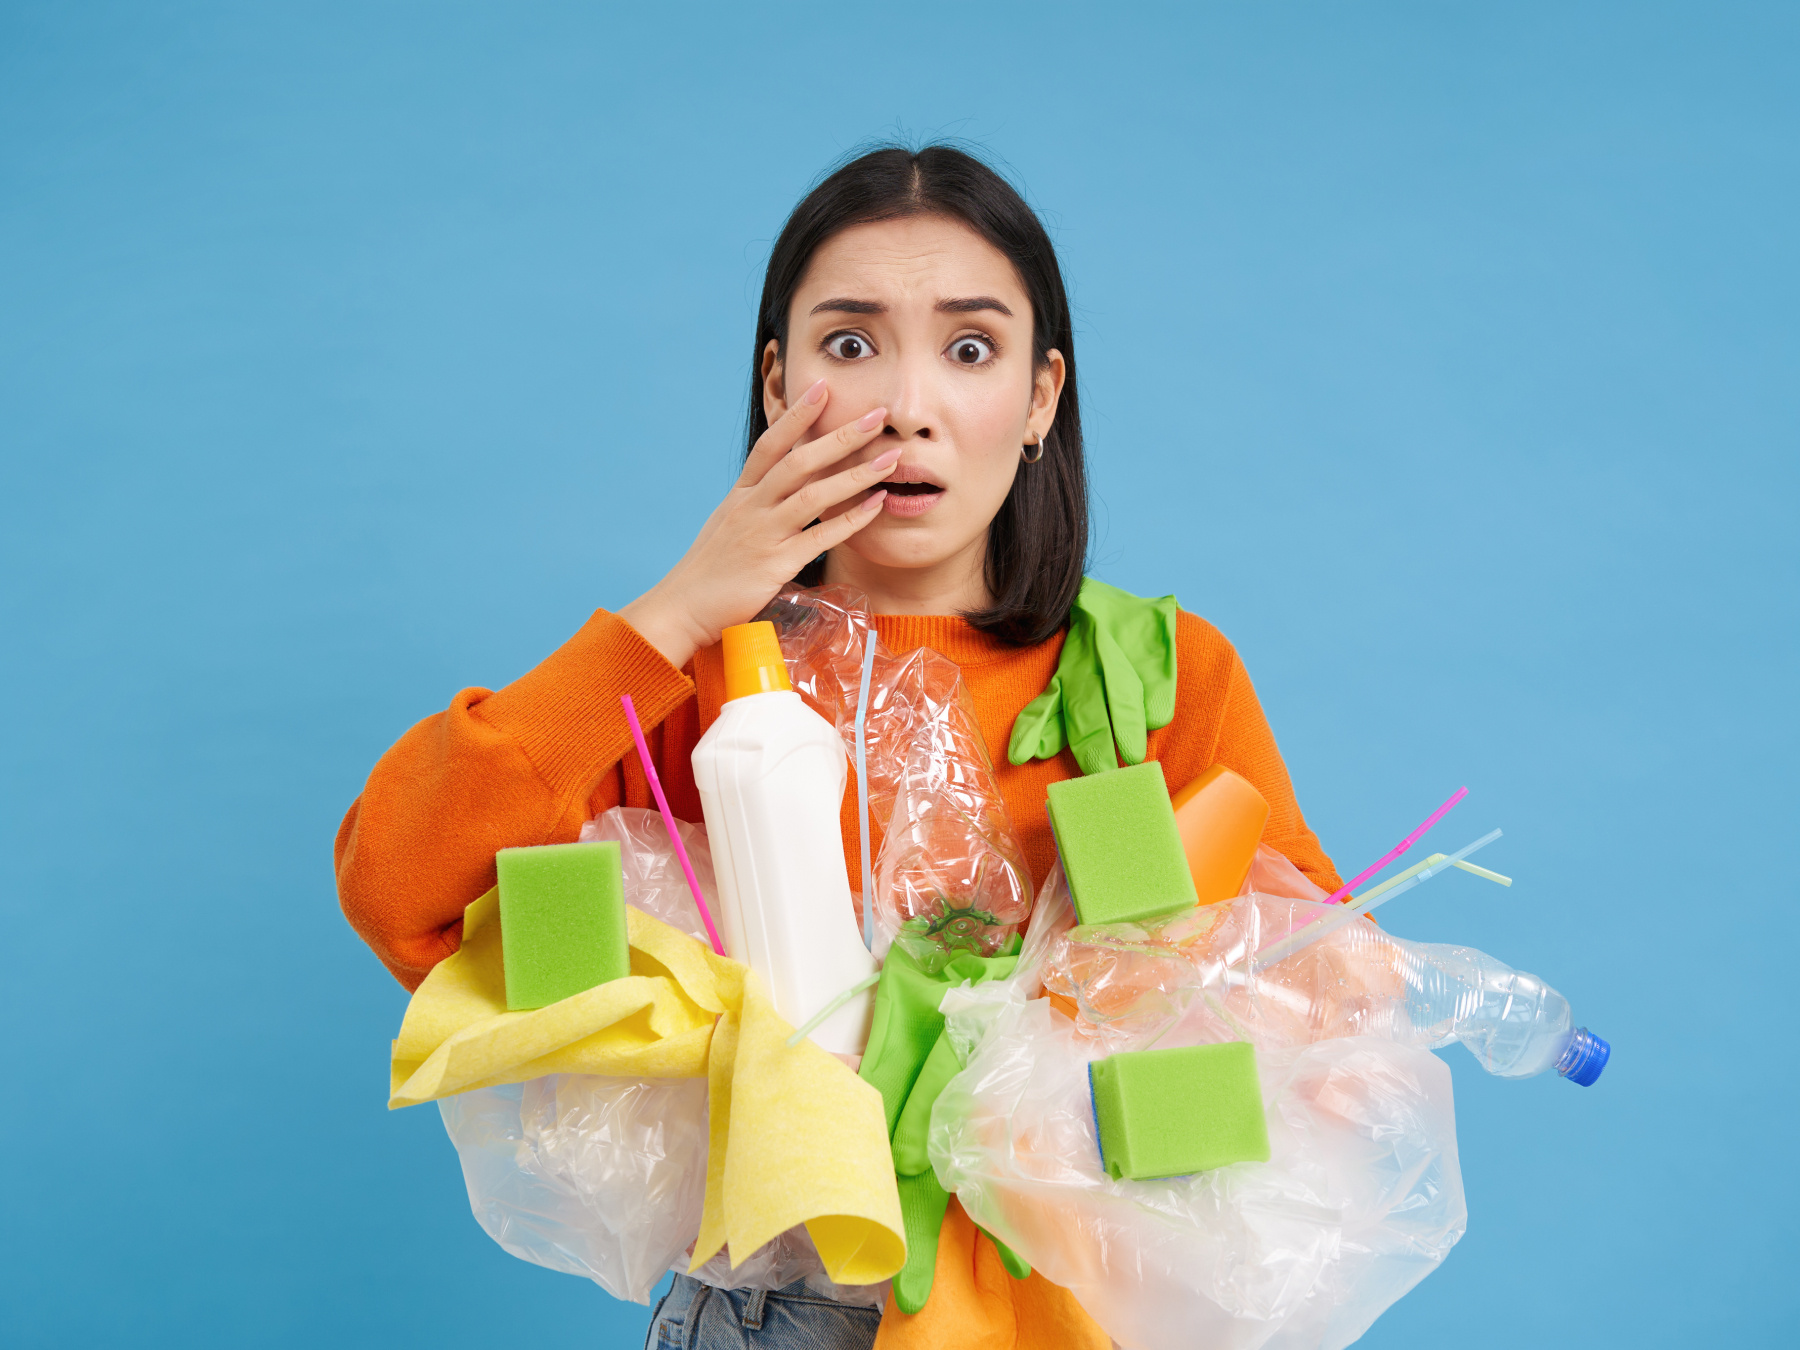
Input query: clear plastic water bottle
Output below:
<box><xmin>1390</xmin><ymin>940</ymin><xmax>1610</xmax><ymax>1084</ymax></box>
<box><xmin>1044</xmin><ymin>884</ymin><xmax>1611</xmax><ymax>1085</ymax></box>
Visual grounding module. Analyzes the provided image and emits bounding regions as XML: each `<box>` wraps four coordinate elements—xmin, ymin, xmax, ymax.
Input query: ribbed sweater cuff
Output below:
<box><xmin>477</xmin><ymin>608</ymin><xmax>694</xmax><ymax>800</ymax></box>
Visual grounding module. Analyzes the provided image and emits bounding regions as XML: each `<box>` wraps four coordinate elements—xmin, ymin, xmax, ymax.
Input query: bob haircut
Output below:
<box><xmin>747</xmin><ymin>144</ymin><xmax>1088</xmax><ymax>647</ymax></box>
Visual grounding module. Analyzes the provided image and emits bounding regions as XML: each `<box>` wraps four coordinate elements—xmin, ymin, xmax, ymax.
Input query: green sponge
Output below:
<box><xmin>1047</xmin><ymin>760</ymin><xmax>1199</xmax><ymax>925</ymax></box>
<box><xmin>496</xmin><ymin>841</ymin><xmax>629</xmax><ymax>1010</ymax></box>
<box><xmin>1089</xmin><ymin>1041</ymin><xmax>1271</xmax><ymax>1180</ymax></box>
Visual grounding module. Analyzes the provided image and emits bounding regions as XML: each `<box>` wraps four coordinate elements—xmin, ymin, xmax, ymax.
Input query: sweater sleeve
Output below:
<box><xmin>1211</xmin><ymin>649</ymin><xmax>1343</xmax><ymax>895</ymax></box>
<box><xmin>334</xmin><ymin>609</ymin><xmax>697</xmax><ymax>990</ymax></box>
<box><xmin>1153</xmin><ymin>612</ymin><xmax>1344</xmax><ymax>898</ymax></box>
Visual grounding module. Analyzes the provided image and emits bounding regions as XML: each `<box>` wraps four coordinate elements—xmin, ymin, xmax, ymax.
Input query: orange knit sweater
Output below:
<box><xmin>335</xmin><ymin>605</ymin><xmax>1342</xmax><ymax>1346</ymax></box>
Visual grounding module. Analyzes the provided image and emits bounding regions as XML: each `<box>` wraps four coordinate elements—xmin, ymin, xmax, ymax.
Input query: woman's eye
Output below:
<box><xmin>947</xmin><ymin>336</ymin><xmax>995</xmax><ymax>366</ymax></box>
<box><xmin>825</xmin><ymin>332</ymin><xmax>875</xmax><ymax>361</ymax></box>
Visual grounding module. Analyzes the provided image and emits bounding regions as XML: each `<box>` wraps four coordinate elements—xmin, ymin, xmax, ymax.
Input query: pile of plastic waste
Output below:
<box><xmin>928</xmin><ymin>843</ymin><xmax>1603</xmax><ymax>1349</ymax></box>
<box><xmin>425</xmin><ymin>588</ymin><xmax>1605</xmax><ymax>1348</ymax></box>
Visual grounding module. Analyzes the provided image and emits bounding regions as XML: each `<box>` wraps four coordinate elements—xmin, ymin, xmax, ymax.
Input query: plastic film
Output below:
<box><xmin>760</xmin><ymin>585</ymin><xmax>1033</xmax><ymax>968</ymax></box>
<box><xmin>1039</xmin><ymin>846</ymin><xmax>1579</xmax><ymax>1076</ymax></box>
<box><xmin>930</xmin><ymin>860</ymin><xmax>1470</xmax><ymax>1349</ymax></box>
<box><xmin>439</xmin><ymin>807</ymin><xmax>892</xmax><ymax>1304</ymax></box>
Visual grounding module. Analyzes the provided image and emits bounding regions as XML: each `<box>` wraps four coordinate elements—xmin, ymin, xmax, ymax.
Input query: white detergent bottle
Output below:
<box><xmin>691</xmin><ymin>620</ymin><xmax>878</xmax><ymax>1056</ymax></box>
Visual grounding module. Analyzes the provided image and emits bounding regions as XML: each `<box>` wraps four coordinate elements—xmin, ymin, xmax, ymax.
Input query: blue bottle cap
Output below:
<box><xmin>1555</xmin><ymin>1026</ymin><xmax>1610</xmax><ymax>1086</ymax></box>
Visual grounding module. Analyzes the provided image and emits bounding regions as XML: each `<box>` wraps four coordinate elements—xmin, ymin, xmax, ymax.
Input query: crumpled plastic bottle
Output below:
<box><xmin>758</xmin><ymin>584</ymin><xmax>1033</xmax><ymax>967</ymax></box>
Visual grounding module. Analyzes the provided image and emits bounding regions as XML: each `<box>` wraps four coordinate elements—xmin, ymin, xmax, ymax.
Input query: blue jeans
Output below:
<box><xmin>645</xmin><ymin>1274</ymin><xmax>881</xmax><ymax>1350</ymax></box>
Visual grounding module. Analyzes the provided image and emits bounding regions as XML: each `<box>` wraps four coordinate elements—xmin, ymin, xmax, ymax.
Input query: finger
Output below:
<box><xmin>757</xmin><ymin>405</ymin><xmax>888</xmax><ymax>503</ymax></box>
<box><xmin>979</xmin><ymin>1228</ymin><xmax>1032</xmax><ymax>1281</ymax></box>
<box><xmin>1144</xmin><ymin>594</ymin><xmax>1179</xmax><ymax>730</ymax></box>
<box><xmin>788</xmin><ymin>488</ymin><xmax>886</xmax><ymax>564</ymax></box>
<box><xmin>1094</xmin><ymin>621</ymin><xmax>1147</xmax><ymax>765</ymax></box>
<box><xmin>1007</xmin><ymin>679</ymin><xmax>1065</xmax><ymax>765</ymax></box>
<box><xmin>740</xmin><ymin>378</ymin><xmax>829</xmax><ymax>487</ymax></box>
<box><xmin>1060</xmin><ymin>615</ymin><xmax>1119</xmax><ymax>775</ymax></box>
<box><xmin>1106</xmin><ymin>588</ymin><xmax>1178</xmax><ymax>732</ymax></box>
<box><xmin>778</xmin><ymin>444</ymin><xmax>902</xmax><ymax>532</ymax></box>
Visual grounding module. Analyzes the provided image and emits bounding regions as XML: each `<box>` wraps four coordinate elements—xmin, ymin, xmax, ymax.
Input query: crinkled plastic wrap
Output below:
<box><xmin>1045</xmin><ymin>845</ymin><xmax>1576</xmax><ymax>1077</ymax></box>
<box><xmin>437</xmin><ymin>808</ymin><xmax>889</xmax><ymax>1306</ymax></box>
<box><xmin>576</xmin><ymin>804</ymin><xmax>716</xmax><ymax>944</ymax></box>
<box><xmin>929</xmin><ymin>859</ymin><xmax>1469</xmax><ymax>1350</ymax></box>
<box><xmin>439</xmin><ymin>1073</ymin><xmax>708</xmax><ymax>1303</ymax></box>
<box><xmin>759</xmin><ymin>585</ymin><xmax>1032</xmax><ymax>968</ymax></box>
<box><xmin>687</xmin><ymin>1227</ymin><xmax>890</xmax><ymax>1309</ymax></box>
<box><xmin>442</xmin><ymin>1068</ymin><xmax>884</xmax><ymax>1307</ymax></box>
<box><xmin>437</xmin><ymin>809</ymin><xmax>712</xmax><ymax>1303</ymax></box>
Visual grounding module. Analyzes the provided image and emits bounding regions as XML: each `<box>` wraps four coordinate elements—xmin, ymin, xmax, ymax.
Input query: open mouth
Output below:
<box><xmin>874</xmin><ymin>473</ymin><xmax>945</xmax><ymax>517</ymax></box>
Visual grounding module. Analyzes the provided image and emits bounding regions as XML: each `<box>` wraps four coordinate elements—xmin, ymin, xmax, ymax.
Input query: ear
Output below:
<box><xmin>1026</xmin><ymin>349</ymin><xmax>1068</xmax><ymax>444</ymax></box>
<box><xmin>760</xmin><ymin>339</ymin><xmax>787</xmax><ymax>424</ymax></box>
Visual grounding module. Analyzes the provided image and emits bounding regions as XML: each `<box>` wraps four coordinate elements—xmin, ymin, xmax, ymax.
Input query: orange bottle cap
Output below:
<box><xmin>721</xmin><ymin>621</ymin><xmax>792</xmax><ymax>701</ymax></box>
<box><xmin>1171</xmin><ymin>764</ymin><xmax>1271</xmax><ymax>904</ymax></box>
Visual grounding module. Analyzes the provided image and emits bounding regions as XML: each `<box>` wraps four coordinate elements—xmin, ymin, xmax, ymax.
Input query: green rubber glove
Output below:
<box><xmin>980</xmin><ymin>1227</ymin><xmax>1032</xmax><ymax>1281</ymax></box>
<box><xmin>1008</xmin><ymin>577</ymin><xmax>1179</xmax><ymax>777</ymax></box>
<box><xmin>860</xmin><ymin>943</ymin><xmax>1020</xmax><ymax>1314</ymax></box>
<box><xmin>889</xmin><ymin>1034</ymin><xmax>963</xmax><ymax>1313</ymax></box>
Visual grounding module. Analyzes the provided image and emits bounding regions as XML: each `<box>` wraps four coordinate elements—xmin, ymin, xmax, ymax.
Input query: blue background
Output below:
<box><xmin>3</xmin><ymin>3</ymin><xmax>1795</xmax><ymax>1346</ymax></box>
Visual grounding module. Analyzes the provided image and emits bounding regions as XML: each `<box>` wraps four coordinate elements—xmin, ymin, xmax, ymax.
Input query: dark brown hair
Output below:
<box><xmin>748</xmin><ymin>143</ymin><xmax>1088</xmax><ymax>647</ymax></box>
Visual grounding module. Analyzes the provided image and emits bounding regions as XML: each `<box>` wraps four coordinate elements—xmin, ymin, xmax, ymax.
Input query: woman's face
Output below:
<box><xmin>763</xmin><ymin>214</ymin><xmax>1064</xmax><ymax>591</ymax></box>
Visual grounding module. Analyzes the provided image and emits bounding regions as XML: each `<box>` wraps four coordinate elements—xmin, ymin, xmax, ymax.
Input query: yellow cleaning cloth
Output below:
<box><xmin>694</xmin><ymin>958</ymin><xmax>908</xmax><ymax>1285</ymax></box>
<box><xmin>387</xmin><ymin>890</ymin><xmax>905</xmax><ymax>1286</ymax></box>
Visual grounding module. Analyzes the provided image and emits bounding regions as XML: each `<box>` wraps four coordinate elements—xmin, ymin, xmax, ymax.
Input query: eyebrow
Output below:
<box><xmin>809</xmin><ymin>297</ymin><xmax>885</xmax><ymax>316</ymax></box>
<box><xmin>936</xmin><ymin>296</ymin><xmax>1014</xmax><ymax>317</ymax></box>
<box><xmin>806</xmin><ymin>295</ymin><xmax>1016</xmax><ymax>318</ymax></box>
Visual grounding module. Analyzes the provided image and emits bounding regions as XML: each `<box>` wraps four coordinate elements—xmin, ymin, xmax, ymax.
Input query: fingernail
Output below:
<box><xmin>856</xmin><ymin>408</ymin><xmax>887</xmax><ymax>431</ymax></box>
<box><xmin>867</xmin><ymin>490</ymin><xmax>888</xmax><ymax>508</ymax></box>
<box><xmin>874</xmin><ymin>447</ymin><xmax>902</xmax><ymax>468</ymax></box>
<box><xmin>804</xmin><ymin>379</ymin><xmax>827</xmax><ymax>405</ymax></box>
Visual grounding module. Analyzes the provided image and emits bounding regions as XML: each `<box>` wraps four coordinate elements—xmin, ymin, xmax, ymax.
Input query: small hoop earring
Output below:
<box><xmin>1022</xmin><ymin>430</ymin><xmax>1048</xmax><ymax>464</ymax></box>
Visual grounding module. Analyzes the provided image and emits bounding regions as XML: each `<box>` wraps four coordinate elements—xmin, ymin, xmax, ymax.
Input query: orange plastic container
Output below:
<box><xmin>1170</xmin><ymin>765</ymin><xmax>1269</xmax><ymax>904</ymax></box>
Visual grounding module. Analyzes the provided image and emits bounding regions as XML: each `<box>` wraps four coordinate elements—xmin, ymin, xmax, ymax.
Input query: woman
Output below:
<box><xmin>337</xmin><ymin>144</ymin><xmax>1342</xmax><ymax>1350</ymax></box>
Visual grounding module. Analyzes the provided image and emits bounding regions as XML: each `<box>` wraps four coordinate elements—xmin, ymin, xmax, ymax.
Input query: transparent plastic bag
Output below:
<box><xmin>759</xmin><ymin>585</ymin><xmax>1032</xmax><ymax>968</ymax></box>
<box><xmin>438</xmin><ymin>808</ymin><xmax>717</xmax><ymax>1304</ymax></box>
<box><xmin>932</xmin><ymin>1001</ymin><xmax>1464</xmax><ymax>1350</ymax></box>
<box><xmin>440</xmin><ymin>1074</ymin><xmax>708</xmax><ymax>1304</ymax></box>
<box><xmin>929</xmin><ymin>861</ymin><xmax>1468</xmax><ymax>1350</ymax></box>
<box><xmin>441</xmin><ymin>1075</ymin><xmax>890</xmax><ymax>1307</ymax></box>
<box><xmin>686</xmin><ymin>1226</ymin><xmax>890</xmax><ymax>1309</ymax></box>
<box><xmin>578</xmin><ymin>805</ymin><xmax>715</xmax><ymax>945</ymax></box>
<box><xmin>439</xmin><ymin>806</ymin><xmax>891</xmax><ymax>1305</ymax></box>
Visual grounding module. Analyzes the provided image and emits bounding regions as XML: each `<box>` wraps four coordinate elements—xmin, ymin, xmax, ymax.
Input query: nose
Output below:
<box><xmin>883</xmin><ymin>414</ymin><xmax>934</xmax><ymax>441</ymax></box>
<box><xmin>878</xmin><ymin>351</ymin><xmax>937</xmax><ymax>441</ymax></box>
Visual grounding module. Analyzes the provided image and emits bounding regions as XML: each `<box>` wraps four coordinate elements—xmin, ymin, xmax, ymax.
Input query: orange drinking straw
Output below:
<box><xmin>621</xmin><ymin>694</ymin><xmax>726</xmax><ymax>957</ymax></box>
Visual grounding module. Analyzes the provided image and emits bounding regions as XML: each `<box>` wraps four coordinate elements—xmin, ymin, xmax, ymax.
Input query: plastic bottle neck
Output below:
<box><xmin>721</xmin><ymin>621</ymin><xmax>792</xmax><ymax>701</ymax></box>
<box><xmin>1554</xmin><ymin>1026</ymin><xmax>1610</xmax><ymax>1086</ymax></box>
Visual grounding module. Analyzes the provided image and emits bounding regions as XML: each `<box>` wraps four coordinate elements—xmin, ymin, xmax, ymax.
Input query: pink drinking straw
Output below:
<box><xmin>620</xmin><ymin>694</ymin><xmax>727</xmax><ymax>957</ymax></box>
<box><xmin>1326</xmin><ymin>786</ymin><xmax>1468</xmax><ymax>904</ymax></box>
